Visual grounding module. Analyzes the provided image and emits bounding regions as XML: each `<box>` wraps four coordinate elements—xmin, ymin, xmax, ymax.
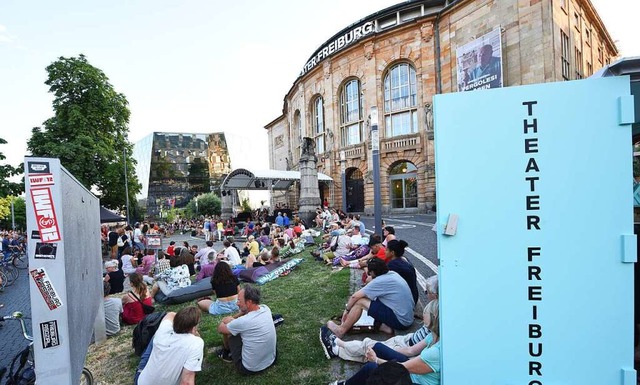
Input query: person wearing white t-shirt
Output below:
<box><xmin>221</xmin><ymin>240</ymin><xmax>242</xmax><ymax>267</ymax></box>
<box><xmin>136</xmin><ymin>307</ymin><xmax>204</xmax><ymax>385</ymax></box>
<box><xmin>121</xmin><ymin>247</ymin><xmax>137</xmax><ymax>275</ymax></box>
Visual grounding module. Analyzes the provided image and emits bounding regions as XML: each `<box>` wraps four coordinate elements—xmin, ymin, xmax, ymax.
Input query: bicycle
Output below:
<box><xmin>9</xmin><ymin>249</ymin><xmax>28</xmax><ymax>270</ymax></box>
<box><xmin>0</xmin><ymin>311</ymin><xmax>94</xmax><ymax>384</ymax></box>
<box><xmin>0</xmin><ymin>253</ymin><xmax>18</xmax><ymax>286</ymax></box>
<box><xmin>0</xmin><ymin>269</ymin><xmax>6</xmax><ymax>291</ymax></box>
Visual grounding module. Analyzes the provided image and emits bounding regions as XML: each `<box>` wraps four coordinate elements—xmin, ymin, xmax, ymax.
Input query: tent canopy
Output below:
<box><xmin>220</xmin><ymin>168</ymin><xmax>333</xmax><ymax>191</ymax></box>
<box><xmin>100</xmin><ymin>206</ymin><xmax>126</xmax><ymax>223</ymax></box>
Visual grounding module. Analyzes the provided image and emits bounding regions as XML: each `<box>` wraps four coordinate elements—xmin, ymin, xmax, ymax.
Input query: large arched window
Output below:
<box><xmin>389</xmin><ymin>161</ymin><xmax>418</xmax><ymax>208</ymax></box>
<box><xmin>340</xmin><ymin>79</ymin><xmax>363</xmax><ymax>146</ymax></box>
<box><xmin>383</xmin><ymin>63</ymin><xmax>418</xmax><ymax>137</ymax></box>
<box><xmin>312</xmin><ymin>96</ymin><xmax>325</xmax><ymax>153</ymax></box>
<box><xmin>294</xmin><ymin>110</ymin><xmax>302</xmax><ymax>140</ymax></box>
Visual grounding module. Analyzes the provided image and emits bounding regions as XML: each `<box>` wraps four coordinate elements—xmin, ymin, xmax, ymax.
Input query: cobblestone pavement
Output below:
<box><xmin>0</xmin><ymin>267</ymin><xmax>32</xmax><ymax>375</ymax></box>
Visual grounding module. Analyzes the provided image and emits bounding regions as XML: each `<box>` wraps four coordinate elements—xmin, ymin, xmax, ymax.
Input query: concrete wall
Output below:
<box><xmin>25</xmin><ymin>157</ymin><xmax>103</xmax><ymax>384</ymax></box>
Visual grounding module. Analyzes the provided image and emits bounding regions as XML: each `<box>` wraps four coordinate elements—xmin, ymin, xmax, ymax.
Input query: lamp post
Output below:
<box><xmin>123</xmin><ymin>147</ymin><xmax>130</xmax><ymax>224</ymax></box>
<box><xmin>340</xmin><ymin>150</ymin><xmax>347</xmax><ymax>213</ymax></box>
<box><xmin>370</xmin><ymin>106</ymin><xmax>382</xmax><ymax>234</ymax></box>
<box><xmin>10</xmin><ymin>198</ymin><xmax>15</xmax><ymax>230</ymax></box>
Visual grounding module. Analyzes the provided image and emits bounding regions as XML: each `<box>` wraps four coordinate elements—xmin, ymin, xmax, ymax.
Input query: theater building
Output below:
<box><xmin>265</xmin><ymin>0</ymin><xmax>617</xmax><ymax>213</ymax></box>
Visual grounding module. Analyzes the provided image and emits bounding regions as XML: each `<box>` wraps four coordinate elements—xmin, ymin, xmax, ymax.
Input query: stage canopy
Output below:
<box><xmin>220</xmin><ymin>168</ymin><xmax>333</xmax><ymax>191</ymax></box>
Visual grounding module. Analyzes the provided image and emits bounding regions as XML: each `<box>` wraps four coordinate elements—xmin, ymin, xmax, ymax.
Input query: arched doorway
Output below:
<box><xmin>389</xmin><ymin>161</ymin><xmax>418</xmax><ymax>209</ymax></box>
<box><xmin>346</xmin><ymin>167</ymin><xmax>364</xmax><ymax>212</ymax></box>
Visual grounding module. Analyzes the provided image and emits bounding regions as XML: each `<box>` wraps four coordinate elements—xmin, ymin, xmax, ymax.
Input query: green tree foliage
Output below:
<box><xmin>241</xmin><ymin>198</ymin><xmax>252</xmax><ymax>213</ymax></box>
<box><xmin>0</xmin><ymin>197</ymin><xmax>26</xmax><ymax>230</ymax></box>
<box><xmin>27</xmin><ymin>55</ymin><xmax>140</xmax><ymax>210</ymax></box>
<box><xmin>0</xmin><ymin>138</ymin><xmax>23</xmax><ymax>197</ymax></box>
<box><xmin>185</xmin><ymin>193</ymin><xmax>221</xmax><ymax>218</ymax></box>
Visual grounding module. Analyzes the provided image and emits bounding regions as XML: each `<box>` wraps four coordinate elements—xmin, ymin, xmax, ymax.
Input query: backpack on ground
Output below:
<box><xmin>132</xmin><ymin>311</ymin><xmax>167</xmax><ymax>356</ymax></box>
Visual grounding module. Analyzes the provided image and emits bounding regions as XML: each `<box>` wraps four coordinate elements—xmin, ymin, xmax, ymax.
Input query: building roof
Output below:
<box><xmin>220</xmin><ymin>168</ymin><xmax>333</xmax><ymax>191</ymax></box>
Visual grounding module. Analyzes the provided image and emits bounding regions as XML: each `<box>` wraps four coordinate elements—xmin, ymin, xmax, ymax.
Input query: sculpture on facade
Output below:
<box><xmin>301</xmin><ymin>137</ymin><xmax>316</xmax><ymax>158</ymax></box>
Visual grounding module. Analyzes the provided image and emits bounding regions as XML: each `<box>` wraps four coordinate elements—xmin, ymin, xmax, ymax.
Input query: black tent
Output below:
<box><xmin>100</xmin><ymin>206</ymin><xmax>126</xmax><ymax>224</ymax></box>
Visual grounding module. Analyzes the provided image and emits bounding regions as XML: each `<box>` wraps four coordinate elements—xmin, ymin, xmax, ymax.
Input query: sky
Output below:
<box><xmin>0</xmin><ymin>0</ymin><xmax>638</xmax><ymax>175</ymax></box>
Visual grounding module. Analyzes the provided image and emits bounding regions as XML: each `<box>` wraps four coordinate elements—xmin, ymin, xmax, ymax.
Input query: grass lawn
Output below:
<box><xmin>85</xmin><ymin>250</ymin><xmax>359</xmax><ymax>384</ymax></box>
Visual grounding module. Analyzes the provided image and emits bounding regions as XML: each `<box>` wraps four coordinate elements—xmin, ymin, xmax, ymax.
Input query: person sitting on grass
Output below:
<box><xmin>220</xmin><ymin>239</ymin><xmax>242</xmax><ymax>267</ymax></box>
<box><xmin>196</xmin><ymin>251</ymin><xmax>216</xmax><ymax>282</ymax></box>
<box><xmin>320</xmin><ymin>275</ymin><xmax>438</xmax><ymax>363</ymax></box>
<box><xmin>103</xmin><ymin>260</ymin><xmax>125</xmax><ymax>294</ymax></box>
<box><xmin>327</xmin><ymin>258</ymin><xmax>414</xmax><ymax>338</ymax></box>
<box><xmin>340</xmin><ymin>235</ymin><xmax>387</xmax><ymax>268</ymax></box>
<box><xmin>150</xmin><ymin>257</ymin><xmax>191</xmax><ymax>299</ymax></box>
<box><xmin>328</xmin><ymin>299</ymin><xmax>440</xmax><ymax>385</ymax></box>
<box><xmin>386</xmin><ymin>240</ymin><xmax>419</xmax><ymax>305</ymax></box>
<box><xmin>122</xmin><ymin>273</ymin><xmax>153</xmax><ymax>325</ymax></box>
<box><xmin>197</xmin><ymin>262</ymin><xmax>240</xmax><ymax>316</ymax></box>
<box><xmin>245</xmin><ymin>249</ymin><xmax>270</xmax><ymax>268</ymax></box>
<box><xmin>121</xmin><ymin>247</ymin><xmax>138</xmax><ymax>275</ymax></box>
<box><xmin>135</xmin><ymin>307</ymin><xmax>204</xmax><ymax>385</ymax></box>
<box><xmin>136</xmin><ymin>249</ymin><xmax>156</xmax><ymax>285</ymax></box>
<box><xmin>103</xmin><ymin>281</ymin><xmax>122</xmax><ymax>337</ymax></box>
<box><xmin>216</xmin><ymin>285</ymin><xmax>277</xmax><ymax>375</ymax></box>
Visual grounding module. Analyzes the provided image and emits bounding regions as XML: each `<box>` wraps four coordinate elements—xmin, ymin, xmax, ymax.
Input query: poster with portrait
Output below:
<box><xmin>456</xmin><ymin>28</ymin><xmax>503</xmax><ymax>92</ymax></box>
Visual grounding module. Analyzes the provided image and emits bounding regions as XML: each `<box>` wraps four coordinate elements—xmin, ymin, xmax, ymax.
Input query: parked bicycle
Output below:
<box><xmin>0</xmin><ymin>253</ymin><xmax>18</xmax><ymax>286</ymax></box>
<box><xmin>0</xmin><ymin>311</ymin><xmax>94</xmax><ymax>384</ymax></box>
<box><xmin>9</xmin><ymin>249</ymin><xmax>28</xmax><ymax>270</ymax></box>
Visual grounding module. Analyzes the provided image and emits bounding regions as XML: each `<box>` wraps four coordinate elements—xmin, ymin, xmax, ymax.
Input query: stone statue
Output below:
<box><xmin>301</xmin><ymin>137</ymin><xmax>316</xmax><ymax>157</ymax></box>
<box><xmin>425</xmin><ymin>103</ymin><xmax>434</xmax><ymax>132</ymax></box>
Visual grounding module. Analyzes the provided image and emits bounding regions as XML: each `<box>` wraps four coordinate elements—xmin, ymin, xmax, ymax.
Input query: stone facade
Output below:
<box><xmin>265</xmin><ymin>0</ymin><xmax>617</xmax><ymax>214</ymax></box>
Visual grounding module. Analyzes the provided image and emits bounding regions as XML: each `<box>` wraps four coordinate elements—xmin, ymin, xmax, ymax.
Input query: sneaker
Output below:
<box><xmin>216</xmin><ymin>348</ymin><xmax>232</xmax><ymax>362</ymax></box>
<box><xmin>319</xmin><ymin>326</ymin><xmax>337</xmax><ymax>359</ymax></box>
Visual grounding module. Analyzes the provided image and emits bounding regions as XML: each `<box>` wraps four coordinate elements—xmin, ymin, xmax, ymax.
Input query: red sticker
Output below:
<box><xmin>30</xmin><ymin>188</ymin><xmax>61</xmax><ymax>242</ymax></box>
<box><xmin>29</xmin><ymin>173</ymin><xmax>55</xmax><ymax>187</ymax></box>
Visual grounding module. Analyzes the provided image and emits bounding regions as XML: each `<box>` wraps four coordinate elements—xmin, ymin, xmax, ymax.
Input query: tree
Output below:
<box><xmin>27</xmin><ymin>55</ymin><xmax>140</xmax><ymax>211</ymax></box>
<box><xmin>185</xmin><ymin>193</ymin><xmax>221</xmax><ymax>218</ymax></box>
<box><xmin>0</xmin><ymin>197</ymin><xmax>26</xmax><ymax>230</ymax></box>
<box><xmin>0</xmin><ymin>138</ymin><xmax>23</xmax><ymax>197</ymax></box>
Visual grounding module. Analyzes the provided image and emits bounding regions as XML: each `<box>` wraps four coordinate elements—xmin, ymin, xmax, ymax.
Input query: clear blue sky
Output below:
<box><xmin>0</xmin><ymin>0</ymin><xmax>637</xmax><ymax>171</ymax></box>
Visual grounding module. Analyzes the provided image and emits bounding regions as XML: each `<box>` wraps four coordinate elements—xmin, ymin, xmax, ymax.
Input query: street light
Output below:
<box><xmin>370</xmin><ymin>106</ymin><xmax>382</xmax><ymax>234</ymax></box>
<box><xmin>123</xmin><ymin>147</ymin><xmax>130</xmax><ymax>224</ymax></box>
<box><xmin>340</xmin><ymin>150</ymin><xmax>347</xmax><ymax>213</ymax></box>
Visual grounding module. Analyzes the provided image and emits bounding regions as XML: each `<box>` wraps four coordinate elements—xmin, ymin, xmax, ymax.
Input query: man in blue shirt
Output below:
<box><xmin>275</xmin><ymin>212</ymin><xmax>284</xmax><ymax>227</ymax></box>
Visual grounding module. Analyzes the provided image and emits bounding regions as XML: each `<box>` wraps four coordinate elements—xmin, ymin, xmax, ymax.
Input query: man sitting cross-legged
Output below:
<box><xmin>327</xmin><ymin>258</ymin><xmax>414</xmax><ymax>338</ymax></box>
<box><xmin>320</xmin><ymin>275</ymin><xmax>438</xmax><ymax>362</ymax></box>
<box><xmin>136</xmin><ymin>307</ymin><xmax>204</xmax><ymax>385</ymax></box>
<box><xmin>216</xmin><ymin>285</ymin><xmax>277</xmax><ymax>375</ymax></box>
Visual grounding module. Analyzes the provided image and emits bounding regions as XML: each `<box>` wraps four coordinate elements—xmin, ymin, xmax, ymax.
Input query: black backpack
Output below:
<box><xmin>132</xmin><ymin>311</ymin><xmax>167</xmax><ymax>356</ymax></box>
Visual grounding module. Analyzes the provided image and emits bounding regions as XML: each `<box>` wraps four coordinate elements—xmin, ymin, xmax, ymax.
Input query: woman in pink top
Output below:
<box><xmin>136</xmin><ymin>250</ymin><xmax>156</xmax><ymax>284</ymax></box>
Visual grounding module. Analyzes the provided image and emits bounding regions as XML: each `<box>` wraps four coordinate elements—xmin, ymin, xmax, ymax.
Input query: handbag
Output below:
<box><xmin>130</xmin><ymin>291</ymin><xmax>155</xmax><ymax>314</ymax></box>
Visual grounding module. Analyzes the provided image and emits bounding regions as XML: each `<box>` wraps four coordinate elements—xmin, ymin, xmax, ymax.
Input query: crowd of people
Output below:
<box><xmin>97</xmin><ymin>203</ymin><xmax>440</xmax><ymax>384</ymax></box>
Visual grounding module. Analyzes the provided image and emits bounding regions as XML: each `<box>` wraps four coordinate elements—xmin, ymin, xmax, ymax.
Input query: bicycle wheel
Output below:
<box><xmin>0</xmin><ymin>269</ymin><xmax>6</xmax><ymax>291</ymax></box>
<box><xmin>79</xmin><ymin>367</ymin><xmax>94</xmax><ymax>385</ymax></box>
<box><xmin>1</xmin><ymin>265</ymin><xmax>18</xmax><ymax>286</ymax></box>
<box><xmin>12</xmin><ymin>253</ymin><xmax>28</xmax><ymax>270</ymax></box>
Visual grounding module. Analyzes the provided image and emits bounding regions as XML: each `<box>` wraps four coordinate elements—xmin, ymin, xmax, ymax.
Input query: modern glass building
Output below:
<box><xmin>133</xmin><ymin>132</ymin><xmax>232</xmax><ymax>216</ymax></box>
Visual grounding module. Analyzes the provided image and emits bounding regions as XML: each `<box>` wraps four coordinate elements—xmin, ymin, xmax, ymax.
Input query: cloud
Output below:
<box><xmin>0</xmin><ymin>24</ymin><xmax>16</xmax><ymax>44</ymax></box>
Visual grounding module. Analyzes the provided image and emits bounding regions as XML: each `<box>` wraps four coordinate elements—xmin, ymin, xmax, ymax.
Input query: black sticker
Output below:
<box><xmin>27</xmin><ymin>161</ymin><xmax>50</xmax><ymax>174</ymax></box>
<box><xmin>34</xmin><ymin>242</ymin><xmax>57</xmax><ymax>260</ymax></box>
<box><xmin>31</xmin><ymin>230</ymin><xmax>41</xmax><ymax>240</ymax></box>
<box><xmin>40</xmin><ymin>320</ymin><xmax>60</xmax><ymax>349</ymax></box>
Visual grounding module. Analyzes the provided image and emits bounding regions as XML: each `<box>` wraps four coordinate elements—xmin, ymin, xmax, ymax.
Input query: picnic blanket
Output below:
<box><xmin>234</xmin><ymin>258</ymin><xmax>304</xmax><ymax>285</ymax></box>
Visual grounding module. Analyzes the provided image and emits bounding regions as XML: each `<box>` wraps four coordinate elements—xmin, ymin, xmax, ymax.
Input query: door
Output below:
<box><xmin>346</xmin><ymin>168</ymin><xmax>364</xmax><ymax>212</ymax></box>
<box><xmin>434</xmin><ymin>77</ymin><xmax>635</xmax><ymax>385</ymax></box>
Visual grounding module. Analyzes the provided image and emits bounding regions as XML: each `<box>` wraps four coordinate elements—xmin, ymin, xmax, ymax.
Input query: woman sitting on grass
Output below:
<box><xmin>122</xmin><ymin>273</ymin><xmax>153</xmax><ymax>325</ymax></box>
<box><xmin>149</xmin><ymin>257</ymin><xmax>191</xmax><ymax>300</ymax></box>
<box><xmin>197</xmin><ymin>261</ymin><xmax>240</xmax><ymax>315</ymax></box>
<box><xmin>330</xmin><ymin>299</ymin><xmax>440</xmax><ymax>385</ymax></box>
<box><xmin>121</xmin><ymin>247</ymin><xmax>138</xmax><ymax>275</ymax></box>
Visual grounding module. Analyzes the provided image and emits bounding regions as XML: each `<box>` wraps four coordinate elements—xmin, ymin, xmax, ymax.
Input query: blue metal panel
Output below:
<box><xmin>434</xmin><ymin>77</ymin><xmax>635</xmax><ymax>385</ymax></box>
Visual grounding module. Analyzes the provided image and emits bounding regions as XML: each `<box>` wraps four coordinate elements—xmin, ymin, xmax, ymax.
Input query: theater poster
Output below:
<box><xmin>456</xmin><ymin>28</ymin><xmax>503</xmax><ymax>92</ymax></box>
